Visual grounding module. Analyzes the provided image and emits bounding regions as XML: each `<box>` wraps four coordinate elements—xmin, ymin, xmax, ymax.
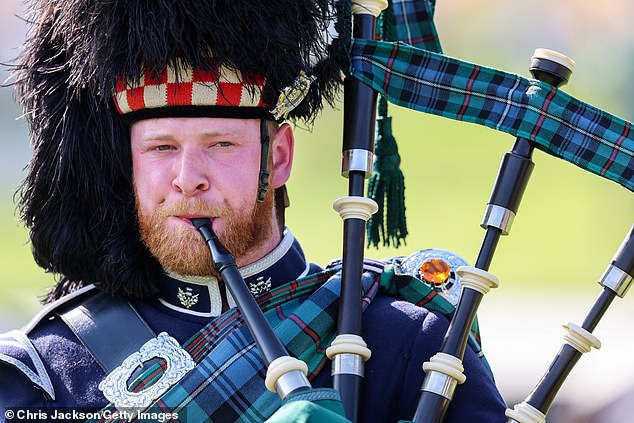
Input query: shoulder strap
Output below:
<box><xmin>22</xmin><ymin>284</ymin><xmax>98</xmax><ymax>334</ymax></box>
<box><xmin>58</xmin><ymin>292</ymin><xmax>155</xmax><ymax>373</ymax></box>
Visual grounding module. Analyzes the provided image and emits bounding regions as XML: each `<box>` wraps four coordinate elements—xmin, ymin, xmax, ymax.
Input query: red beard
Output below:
<box><xmin>136</xmin><ymin>191</ymin><xmax>275</xmax><ymax>277</ymax></box>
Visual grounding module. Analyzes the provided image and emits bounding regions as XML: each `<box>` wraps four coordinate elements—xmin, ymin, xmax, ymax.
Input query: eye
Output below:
<box><xmin>215</xmin><ymin>141</ymin><xmax>233</xmax><ymax>148</ymax></box>
<box><xmin>152</xmin><ymin>144</ymin><xmax>175</xmax><ymax>152</ymax></box>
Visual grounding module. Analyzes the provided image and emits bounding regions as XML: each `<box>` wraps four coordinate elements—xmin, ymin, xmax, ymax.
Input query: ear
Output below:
<box><xmin>270</xmin><ymin>122</ymin><xmax>294</xmax><ymax>188</ymax></box>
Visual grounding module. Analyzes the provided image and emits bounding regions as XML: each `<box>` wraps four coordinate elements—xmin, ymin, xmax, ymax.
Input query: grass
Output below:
<box><xmin>0</xmin><ymin>201</ymin><xmax>55</xmax><ymax>327</ymax></box>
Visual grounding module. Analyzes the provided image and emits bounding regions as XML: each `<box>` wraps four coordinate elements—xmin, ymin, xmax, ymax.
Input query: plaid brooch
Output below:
<box><xmin>113</xmin><ymin>61</ymin><xmax>271</xmax><ymax>122</ymax></box>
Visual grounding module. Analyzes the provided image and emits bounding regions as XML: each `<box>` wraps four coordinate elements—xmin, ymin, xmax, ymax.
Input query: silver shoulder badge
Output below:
<box><xmin>397</xmin><ymin>249</ymin><xmax>469</xmax><ymax>306</ymax></box>
<box><xmin>98</xmin><ymin>332</ymin><xmax>194</xmax><ymax>410</ymax></box>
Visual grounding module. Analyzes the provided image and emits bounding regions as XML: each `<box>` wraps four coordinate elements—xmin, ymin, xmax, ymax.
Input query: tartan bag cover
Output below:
<box><xmin>338</xmin><ymin>0</ymin><xmax>632</xmax><ymax>192</ymax></box>
<box><xmin>389</xmin><ymin>0</ymin><xmax>441</xmax><ymax>52</ymax></box>
<box><xmin>349</xmin><ymin>38</ymin><xmax>633</xmax><ymax>193</ymax></box>
<box><xmin>90</xmin><ymin>263</ymin><xmax>479</xmax><ymax>423</ymax></box>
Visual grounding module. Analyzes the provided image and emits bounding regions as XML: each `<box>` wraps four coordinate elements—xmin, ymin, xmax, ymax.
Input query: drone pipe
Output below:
<box><xmin>327</xmin><ymin>1</ymin><xmax>386</xmax><ymax>421</ymax></box>
<box><xmin>507</xmin><ymin>224</ymin><xmax>634</xmax><ymax>422</ymax></box>
<box><xmin>413</xmin><ymin>49</ymin><xmax>575</xmax><ymax>423</ymax></box>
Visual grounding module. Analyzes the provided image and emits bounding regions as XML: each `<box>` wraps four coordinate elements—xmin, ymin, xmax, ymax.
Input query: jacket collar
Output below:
<box><xmin>156</xmin><ymin>229</ymin><xmax>310</xmax><ymax>317</ymax></box>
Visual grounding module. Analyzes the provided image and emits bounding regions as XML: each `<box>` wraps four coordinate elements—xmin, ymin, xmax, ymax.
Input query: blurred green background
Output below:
<box><xmin>1</xmin><ymin>0</ymin><xmax>633</xmax><ymax>421</ymax></box>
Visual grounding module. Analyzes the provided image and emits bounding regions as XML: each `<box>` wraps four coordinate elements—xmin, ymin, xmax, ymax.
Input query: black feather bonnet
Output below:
<box><xmin>14</xmin><ymin>0</ymin><xmax>345</xmax><ymax>301</ymax></box>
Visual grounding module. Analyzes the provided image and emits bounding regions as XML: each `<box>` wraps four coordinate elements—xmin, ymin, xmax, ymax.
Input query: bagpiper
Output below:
<box><xmin>0</xmin><ymin>1</ymin><xmax>506</xmax><ymax>422</ymax></box>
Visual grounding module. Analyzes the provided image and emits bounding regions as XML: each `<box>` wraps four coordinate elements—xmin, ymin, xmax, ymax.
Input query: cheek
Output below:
<box><xmin>229</xmin><ymin>174</ymin><xmax>260</xmax><ymax>208</ymax></box>
<box><xmin>218</xmin><ymin>156</ymin><xmax>260</xmax><ymax>201</ymax></box>
<box><xmin>132</xmin><ymin>158</ymin><xmax>168</xmax><ymax>210</ymax></box>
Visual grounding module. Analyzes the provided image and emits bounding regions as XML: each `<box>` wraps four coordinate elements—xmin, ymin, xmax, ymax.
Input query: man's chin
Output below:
<box><xmin>158</xmin><ymin>244</ymin><xmax>216</xmax><ymax>277</ymax></box>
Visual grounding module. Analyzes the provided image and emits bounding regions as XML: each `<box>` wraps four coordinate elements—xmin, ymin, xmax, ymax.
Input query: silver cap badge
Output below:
<box><xmin>270</xmin><ymin>71</ymin><xmax>316</xmax><ymax>120</ymax></box>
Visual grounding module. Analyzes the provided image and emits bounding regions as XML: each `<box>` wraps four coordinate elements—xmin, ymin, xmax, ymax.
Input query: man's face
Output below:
<box><xmin>130</xmin><ymin>117</ymin><xmax>294</xmax><ymax>276</ymax></box>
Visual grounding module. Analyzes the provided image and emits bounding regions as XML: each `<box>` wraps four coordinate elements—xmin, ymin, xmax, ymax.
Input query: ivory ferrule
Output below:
<box><xmin>333</xmin><ymin>196</ymin><xmax>379</xmax><ymax>222</ymax></box>
<box><xmin>351</xmin><ymin>0</ymin><xmax>388</xmax><ymax>17</ymax></box>
<box><xmin>422</xmin><ymin>353</ymin><xmax>466</xmax><ymax>385</ymax></box>
<box><xmin>455</xmin><ymin>266</ymin><xmax>500</xmax><ymax>295</ymax></box>
<box><xmin>599</xmin><ymin>264</ymin><xmax>633</xmax><ymax>298</ymax></box>
<box><xmin>505</xmin><ymin>401</ymin><xmax>546</xmax><ymax>423</ymax></box>
<box><xmin>326</xmin><ymin>334</ymin><xmax>372</xmax><ymax>360</ymax></box>
<box><xmin>342</xmin><ymin>149</ymin><xmax>373</xmax><ymax>178</ymax></box>
<box><xmin>265</xmin><ymin>356</ymin><xmax>309</xmax><ymax>396</ymax></box>
<box><xmin>562</xmin><ymin>322</ymin><xmax>601</xmax><ymax>353</ymax></box>
<box><xmin>481</xmin><ymin>204</ymin><xmax>516</xmax><ymax>235</ymax></box>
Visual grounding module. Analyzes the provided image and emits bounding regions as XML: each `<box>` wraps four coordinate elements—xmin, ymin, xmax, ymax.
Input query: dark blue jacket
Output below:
<box><xmin>0</xmin><ymin>231</ymin><xmax>507</xmax><ymax>422</ymax></box>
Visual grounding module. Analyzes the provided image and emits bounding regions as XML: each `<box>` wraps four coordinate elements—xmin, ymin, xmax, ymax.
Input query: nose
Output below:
<box><xmin>172</xmin><ymin>148</ymin><xmax>210</xmax><ymax>195</ymax></box>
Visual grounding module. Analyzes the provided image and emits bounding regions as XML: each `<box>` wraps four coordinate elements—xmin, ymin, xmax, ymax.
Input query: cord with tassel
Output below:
<box><xmin>367</xmin><ymin>95</ymin><xmax>407</xmax><ymax>248</ymax></box>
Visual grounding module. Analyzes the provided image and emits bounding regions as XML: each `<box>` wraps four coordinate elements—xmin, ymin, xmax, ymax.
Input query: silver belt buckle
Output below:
<box><xmin>98</xmin><ymin>332</ymin><xmax>195</xmax><ymax>410</ymax></box>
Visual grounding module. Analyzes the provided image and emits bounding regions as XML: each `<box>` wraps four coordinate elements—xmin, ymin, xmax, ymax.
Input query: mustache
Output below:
<box><xmin>156</xmin><ymin>199</ymin><xmax>231</xmax><ymax>218</ymax></box>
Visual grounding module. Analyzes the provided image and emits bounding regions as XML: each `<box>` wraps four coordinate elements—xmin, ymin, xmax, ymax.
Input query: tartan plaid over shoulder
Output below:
<box><xmin>349</xmin><ymin>39</ymin><xmax>634</xmax><ymax>193</ymax></box>
<box><xmin>90</xmin><ymin>261</ymin><xmax>481</xmax><ymax>423</ymax></box>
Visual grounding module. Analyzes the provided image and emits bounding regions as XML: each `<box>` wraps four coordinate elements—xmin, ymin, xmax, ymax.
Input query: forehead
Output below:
<box><xmin>130</xmin><ymin>117</ymin><xmax>260</xmax><ymax>140</ymax></box>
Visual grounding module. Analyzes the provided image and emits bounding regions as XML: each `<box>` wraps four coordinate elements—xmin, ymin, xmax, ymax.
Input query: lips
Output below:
<box><xmin>178</xmin><ymin>214</ymin><xmax>211</xmax><ymax>219</ymax></box>
<box><xmin>172</xmin><ymin>215</ymin><xmax>212</xmax><ymax>227</ymax></box>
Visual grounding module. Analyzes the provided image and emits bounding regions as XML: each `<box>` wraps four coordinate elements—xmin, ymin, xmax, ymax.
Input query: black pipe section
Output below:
<box><xmin>413</xmin><ymin>394</ymin><xmax>450</xmax><ymax>423</ymax></box>
<box><xmin>342</xmin><ymin>14</ymin><xmax>378</xmax><ymax>153</ymax></box>
<box><xmin>335</xmin><ymin>10</ymin><xmax>380</xmax><ymax>423</ymax></box>
<box><xmin>487</xmin><ymin>139</ymin><xmax>535</xmax><ymax>215</ymax></box>
<box><xmin>525</xmin><ymin>344</ymin><xmax>582</xmax><ymax>412</ymax></box>
<box><xmin>191</xmin><ymin>218</ymin><xmax>309</xmax><ymax>396</ymax></box>
<box><xmin>613</xmin><ymin>225</ymin><xmax>634</xmax><ymax>276</ymax></box>
<box><xmin>518</xmin><ymin>225</ymin><xmax>633</xmax><ymax>416</ymax></box>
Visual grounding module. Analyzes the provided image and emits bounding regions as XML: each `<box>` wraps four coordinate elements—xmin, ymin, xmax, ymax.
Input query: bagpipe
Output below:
<box><xmin>190</xmin><ymin>0</ymin><xmax>634</xmax><ymax>422</ymax></box>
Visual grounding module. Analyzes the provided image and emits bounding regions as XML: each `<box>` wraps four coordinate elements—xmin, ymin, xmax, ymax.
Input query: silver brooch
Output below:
<box><xmin>99</xmin><ymin>332</ymin><xmax>195</xmax><ymax>410</ymax></box>
<box><xmin>177</xmin><ymin>287</ymin><xmax>199</xmax><ymax>309</ymax></box>
<box><xmin>396</xmin><ymin>249</ymin><xmax>468</xmax><ymax>307</ymax></box>
<box><xmin>249</xmin><ymin>276</ymin><xmax>272</xmax><ymax>296</ymax></box>
<box><xmin>269</xmin><ymin>71</ymin><xmax>316</xmax><ymax>120</ymax></box>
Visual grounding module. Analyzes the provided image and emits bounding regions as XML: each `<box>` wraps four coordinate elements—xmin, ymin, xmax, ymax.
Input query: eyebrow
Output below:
<box><xmin>142</xmin><ymin>134</ymin><xmax>175</xmax><ymax>141</ymax></box>
<box><xmin>142</xmin><ymin>130</ymin><xmax>236</xmax><ymax>141</ymax></box>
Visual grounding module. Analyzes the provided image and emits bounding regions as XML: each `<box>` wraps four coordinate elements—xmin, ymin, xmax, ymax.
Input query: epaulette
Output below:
<box><xmin>0</xmin><ymin>330</ymin><xmax>55</xmax><ymax>400</ymax></box>
<box><xmin>388</xmin><ymin>249</ymin><xmax>493</xmax><ymax>373</ymax></box>
<box><xmin>0</xmin><ymin>284</ymin><xmax>98</xmax><ymax>400</ymax></box>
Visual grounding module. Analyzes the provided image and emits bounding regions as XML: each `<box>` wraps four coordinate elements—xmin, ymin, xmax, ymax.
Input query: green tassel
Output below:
<box><xmin>367</xmin><ymin>96</ymin><xmax>408</xmax><ymax>248</ymax></box>
<box><xmin>367</xmin><ymin>1</ymin><xmax>407</xmax><ymax>248</ymax></box>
